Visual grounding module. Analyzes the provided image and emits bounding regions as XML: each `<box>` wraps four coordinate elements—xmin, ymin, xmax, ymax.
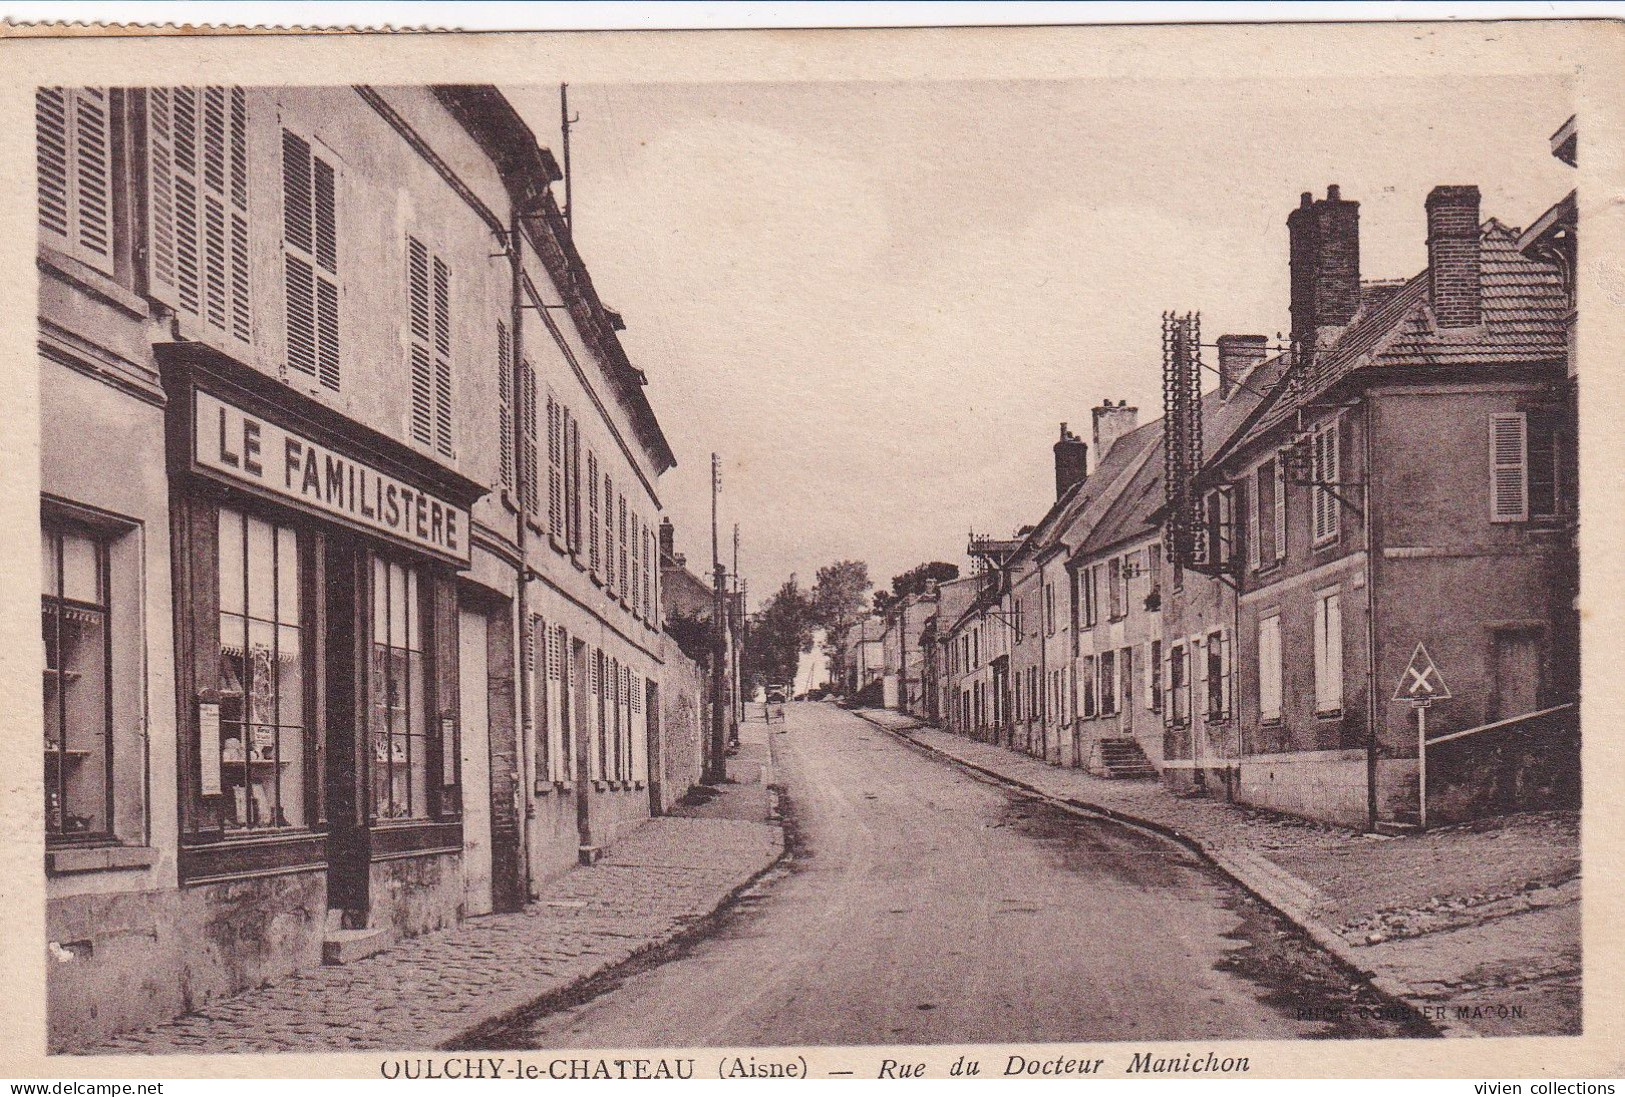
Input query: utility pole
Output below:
<box><xmin>731</xmin><ymin>523</ymin><xmax>743</xmax><ymax>732</ymax></box>
<box><xmin>559</xmin><ymin>83</ymin><xmax>578</xmax><ymax>232</ymax></box>
<box><xmin>706</xmin><ymin>453</ymin><xmax>727</xmax><ymax>784</ymax></box>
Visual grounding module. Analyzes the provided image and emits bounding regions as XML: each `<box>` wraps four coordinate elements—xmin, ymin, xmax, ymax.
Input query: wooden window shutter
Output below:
<box><xmin>547</xmin><ymin>393</ymin><xmax>563</xmax><ymax>539</ymax></box>
<box><xmin>406</xmin><ymin>235</ymin><xmax>432</xmax><ymax>443</ymax></box>
<box><xmin>432</xmin><ymin>256</ymin><xmax>453</xmax><ymax>457</ymax></box>
<box><xmin>37</xmin><ymin>87</ymin><xmax>115</xmax><ymax>276</ymax></box>
<box><xmin>1274</xmin><ymin>459</ymin><xmax>1287</xmax><ymax>561</ymax></box>
<box><xmin>1490</xmin><ymin>413</ymin><xmax>1529</xmax><ymax>522</ymax></box>
<box><xmin>284</xmin><ymin>129</ymin><xmax>337</xmax><ymax>387</ymax></box>
<box><xmin>497</xmin><ymin>322</ymin><xmax>513</xmax><ymax>492</ymax></box>
<box><xmin>567</xmin><ymin>411</ymin><xmax>582</xmax><ymax>552</ymax></box>
<box><xmin>618</xmin><ymin>494</ymin><xmax>629</xmax><ymax>599</ymax></box>
<box><xmin>588</xmin><ymin>451</ymin><xmax>601</xmax><ymax>573</ymax></box>
<box><xmin>630</xmin><ymin>513</ymin><xmax>642</xmax><ymax>619</ymax></box>
<box><xmin>36</xmin><ymin>89</ymin><xmax>71</xmax><ymax>246</ymax></box>
<box><xmin>603</xmin><ymin>474</ymin><xmax>616</xmax><ymax>589</ymax></box>
<box><xmin>150</xmin><ymin>89</ymin><xmax>250</xmax><ymax>342</ymax></box>
<box><xmin>521</xmin><ymin>362</ymin><xmax>539</xmax><ymax>519</ymax></box>
<box><xmin>527</xmin><ymin>613</ymin><xmax>547</xmax><ymax>782</ymax></box>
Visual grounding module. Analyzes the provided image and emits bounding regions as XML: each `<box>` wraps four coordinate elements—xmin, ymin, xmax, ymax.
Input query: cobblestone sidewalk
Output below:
<box><xmin>857</xmin><ymin>708</ymin><xmax>1580</xmax><ymax>1037</ymax></box>
<box><xmin>83</xmin><ymin>804</ymin><xmax>783</xmax><ymax>1055</ymax></box>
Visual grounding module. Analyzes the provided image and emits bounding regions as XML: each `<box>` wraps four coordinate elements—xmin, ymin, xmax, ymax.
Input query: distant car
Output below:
<box><xmin>765</xmin><ymin>684</ymin><xmax>788</xmax><ymax>704</ymax></box>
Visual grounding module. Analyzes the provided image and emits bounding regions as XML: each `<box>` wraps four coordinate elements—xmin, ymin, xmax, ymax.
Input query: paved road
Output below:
<box><xmin>494</xmin><ymin>703</ymin><xmax>1421</xmax><ymax>1047</ymax></box>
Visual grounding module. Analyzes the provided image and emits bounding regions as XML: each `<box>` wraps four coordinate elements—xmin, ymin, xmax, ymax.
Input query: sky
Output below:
<box><xmin>507</xmin><ymin>73</ymin><xmax>1573</xmax><ymax>611</ymax></box>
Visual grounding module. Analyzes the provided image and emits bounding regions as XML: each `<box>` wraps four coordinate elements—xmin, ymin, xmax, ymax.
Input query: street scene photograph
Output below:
<box><xmin>19</xmin><ymin>17</ymin><xmax>1597</xmax><ymax>1074</ymax></box>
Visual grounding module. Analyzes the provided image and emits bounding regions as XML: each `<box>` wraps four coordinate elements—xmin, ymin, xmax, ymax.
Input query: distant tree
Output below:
<box><xmin>891</xmin><ymin>561</ymin><xmax>960</xmax><ymax>600</ymax></box>
<box><xmin>872</xmin><ymin>589</ymin><xmax>897</xmax><ymax>613</ymax></box>
<box><xmin>741</xmin><ymin>576</ymin><xmax>815</xmax><ymax>690</ymax></box>
<box><xmin>665</xmin><ymin>610</ymin><xmax>713</xmax><ymax>666</ymax></box>
<box><xmin>811</xmin><ymin>560</ymin><xmax>873</xmax><ymax>686</ymax></box>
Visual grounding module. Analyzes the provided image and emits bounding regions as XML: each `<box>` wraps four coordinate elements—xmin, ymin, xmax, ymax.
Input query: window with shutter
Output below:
<box><xmin>528</xmin><ymin>614</ymin><xmax>547</xmax><ymax>782</ymax></box>
<box><xmin>618</xmin><ymin>495</ymin><xmax>629</xmax><ymax>601</ymax></box>
<box><xmin>603</xmin><ymin>474</ymin><xmax>616</xmax><ymax>590</ymax></box>
<box><xmin>282</xmin><ymin>130</ymin><xmax>338</xmax><ymax>388</ymax></box>
<box><xmin>497</xmin><ymin>322</ymin><xmax>513</xmax><ymax>492</ymax></box>
<box><xmin>521</xmin><ymin>361</ymin><xmax>539</xmax><ymax>520</ymax></box>
<box><xmin>1274</xmin><ymin>458</ymin><xmax>1287</xmax><ymax>563</ymax></box>
<box><xmin>546</xmin><ymin>393</ymin><xmax>563</xmax><ymax>540</ymax></box>
<box><xmin>404</xmin><ymin>239</ymin><xmax>453</xmax><ymax>455</ymax></box>
<box><xmin>588</xmin><ymin>451</ymin><xmax>601</xmax><ymax>574</ymax></box>
<box><xmin>630</xmin><ymin>514</ymin><xmax>642</xmax><ymax>619</ymax></box>
<box><xmin>566</xmin><ymin>411</ymin><xmax>581</xmax><ymax>553</ymax></box>
<box><xmin>37</xmin><ymin>87</ymin><xmax>117</xmax><ymax>277</ymax></box>
<box><xmin>1312</xmin><ymin>421</ymin><xmax>1340</xmax><ymax>544</ymax></box>
<box><xmin>1490</xmin><ymin>412</ymin><xmax>1529</xmax><ymax>522</ymax></box>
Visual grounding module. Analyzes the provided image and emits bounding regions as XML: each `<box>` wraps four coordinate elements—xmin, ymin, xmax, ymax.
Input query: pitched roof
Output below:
<box><xmin>1243</xmin><ymin>218</ymin><xmax>1568</xmax><ymax>448</ymax></box>
<box><xmin>1079</xmin><ymin>351</ymin><xmax>1290</xmax><ymax>558</ymax></box>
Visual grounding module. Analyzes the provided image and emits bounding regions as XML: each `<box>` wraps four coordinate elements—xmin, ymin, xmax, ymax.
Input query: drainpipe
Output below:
<box><xmin>510</xmin><ymin>208</ymin><xmax>536</xmax><ymax>902</ymax></box>
<box><xmin>1363</xmin><ymin>397</ymin><xmax>1380</xmax><ymax>831</ymax></box>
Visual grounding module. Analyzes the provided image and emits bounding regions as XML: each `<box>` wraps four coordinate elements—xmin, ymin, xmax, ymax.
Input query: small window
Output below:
<box><xmin>1108</xmin><ymin>557</ymin><xmax>1124</xmax><ymax>620</ymax></box>
<box><xmin>1099</xmin><ymin>649</ymin><xmax>1117</xmax><ymax>716</ymax></box>
<box><xmin>42</xmin><ymin>524</ymin><xmax>111</xmax><ymax>839</ymax></box>
<box><xmin>1205</xmin><ymin>631</ymin><xmax>1230</xmax><ymax>721</ymax></box>
<box><xmin>1168</xmin><ymin>642</ymin><xmax>1189</xmax><ymax>726</ymax></box>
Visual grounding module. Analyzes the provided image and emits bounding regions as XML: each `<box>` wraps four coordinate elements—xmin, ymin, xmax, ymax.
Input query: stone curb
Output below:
<box><xmin>439</xmin><ymin>820</ymin><xmax>788</xmax><ymax>1051</ymax></box>
<box><xmin>850</xmin><ymin>710</ymin><xmax>1455</xmax><ymax>1039</ymax></box>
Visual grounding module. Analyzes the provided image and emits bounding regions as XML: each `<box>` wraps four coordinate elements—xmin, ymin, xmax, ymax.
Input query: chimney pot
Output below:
<box><xmin>1216</xmin><ymin>334</ymin><xmax>1269</xmax><ymax>399</ymax></box>
<box><xmin>1053</xmin><ymin>424</ymin><xmax>1088</xmax><ymax>500</ymax></box>
<box><xmin>1426</xmin><ymin>184</ymin><xmax>1482</xmax><ymax>328</ymax></box>
<box><xmin>1091</xmin><ymin>401</ymin><xmax>1140</xmax><ymax>464</ymax></box>
<box><xmin>1288</xmin><ymin>185</ymin><xmax>1361</xmax><ymax>346</ymax></box>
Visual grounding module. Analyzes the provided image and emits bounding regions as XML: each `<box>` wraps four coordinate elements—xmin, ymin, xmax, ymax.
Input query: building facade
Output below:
<box><xmin>38</xmin><ymin>83</ymin><xmax>689</xmax><ymax>1050</ymax></box>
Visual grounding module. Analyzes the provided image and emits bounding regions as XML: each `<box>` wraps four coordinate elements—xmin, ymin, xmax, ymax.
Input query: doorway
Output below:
<box><xmin>458</xmin><ymin>607</ymin><xmax>492</xmax><ymax>916</ymax></box>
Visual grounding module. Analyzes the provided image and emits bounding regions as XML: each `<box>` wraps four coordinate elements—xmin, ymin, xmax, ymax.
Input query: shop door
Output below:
<box><xmin>458</xmin><ymin>608</ymin><xmax>493</xmax><ymax>916</ymax></box>
<box><xmin>323</xmin><ymin>539</ymin><xmax>370</xmax><ymax>920</ymax></box>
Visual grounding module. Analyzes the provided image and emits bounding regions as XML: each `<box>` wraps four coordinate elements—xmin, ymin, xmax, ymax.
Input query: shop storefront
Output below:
<box><xmin>159</xmin><ymin>343</ymin><xmax>486</xmax><ymax>945</ymax></box>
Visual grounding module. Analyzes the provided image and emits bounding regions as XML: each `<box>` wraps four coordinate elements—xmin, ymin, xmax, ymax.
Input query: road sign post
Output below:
<box><xmin>1394</xmin><ymin>643</ymin><xmax>1451</xmax><ymax>831</ymax></box>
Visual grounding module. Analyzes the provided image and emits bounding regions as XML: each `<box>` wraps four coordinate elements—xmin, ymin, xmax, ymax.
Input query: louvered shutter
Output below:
<box><xmin>38</xmin><ymin>87</ymin><xmax>115</xmax><ymax>277</ymax></box>
<box><xmin>284</xmin><ymin>129</ymin><xmax>337</xmax><ymax>387</ymax></box>
<box><xmin>406</xmin><ymin>236</ymin><xmax>432</xmax><ymax>443</ymax></box>
<box><xmin>521</xmin><ymin>361</ymin><xmax>539</xmax><ymax>519</ymax></box>
<box><xmin>1274</xmin><ymin>460</ymin><xmax>1287</xmax><ymax>562</ymax></box>
<box><xmin>151</xmin><ymin>89</ymin><xmax>250</xmax><ymax>343</ymax></box>
<box><xmin>36</xmin><ymin>89</ymin><xmax>70</xmax><ymax>246</ymax></box>
<box><xmin>630</xmin><ymin>513</ymin><xmax>642</xmax><ymax>619</ymax></box>
<box><xmin>566</xmin><ymin>411</ymin><xmax>581</xmax><ymax>553</ymax></box>
<box><xmin>1490</xmin><ymin>413</ymin><xmax>1529</xmax><ymax>522</ymax></box>
<box><xmin>497</xmin><ymin>322</ymin><xmax>513</xmax><ymax>491</ymax></box>
<box><xmin>588</xmin><ymin>451</ymin><xmax>601</xmax><ymax>573</ymax></box>
<box><xmin>432</xmin><ymin>256</ymin><xmax>453</xmax><ymax>456</ymax></box>
<box><xmin>618</xmin><ymin>495</ymin><xmax>629</xmax><ymax>600</ymax></box>
<box><xmin>547</xmin><ymin>394</ymin><xmax>563</xmax><ymax>540</ymax></box>
<box><xmin>603</xmin><ymin>474</ymin><xmax>616</xmax><ymax>589</ymax></box>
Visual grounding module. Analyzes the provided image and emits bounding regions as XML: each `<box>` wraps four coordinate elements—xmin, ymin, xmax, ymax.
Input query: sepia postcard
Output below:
<box><xmin>0</xmin><ymin>11</ymin><xmax>1622</xmax><ymax>1081</ymax></box>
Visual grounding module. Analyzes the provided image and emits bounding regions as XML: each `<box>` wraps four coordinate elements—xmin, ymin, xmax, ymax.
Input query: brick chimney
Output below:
<box><xmin>658</xmin><ymin>516</ymin><xmax>683</xmax><ymax>567</ymax></box>
<box><xmin>1288</xmin><ymin>185</ymin><xmax>1361</xmax><ymax>348</ymax></box>
<box><xmin>1091</xmin><ymin>400</ymin><xmax>1139</xmax><ymax>462</ymax></box>
<box><xmin>1426</xmin><ymin>185</ymin><xmax>1482</xmax><ymax>329</ymax></box>
<box><xmin>1216</xmin><ymin>334</ymin><xmax>1269</xmax><ymax>399</ymax></box>
<box><xmin>1053</xmin><ymin>423</ymin><xmax>1088</xmax><ymax>499</ymax></box>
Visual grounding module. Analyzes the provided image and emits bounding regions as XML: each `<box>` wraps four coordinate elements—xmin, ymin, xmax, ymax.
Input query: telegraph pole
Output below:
<box><xmin>731</xmin><ymin>523</ymin><xmax>743</xmax><ymax>732</ymax></box>
<box><xmin>707</xmin><ymin>454</ymin><xmax>727</xmax><ymax>784</ymax></box>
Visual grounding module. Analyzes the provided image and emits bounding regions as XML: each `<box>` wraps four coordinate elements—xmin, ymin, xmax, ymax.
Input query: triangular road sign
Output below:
<box><xmin>1394</xmin><ymin>642</ymin><xmax>1452</xmax><ymax>702</ymax></box>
